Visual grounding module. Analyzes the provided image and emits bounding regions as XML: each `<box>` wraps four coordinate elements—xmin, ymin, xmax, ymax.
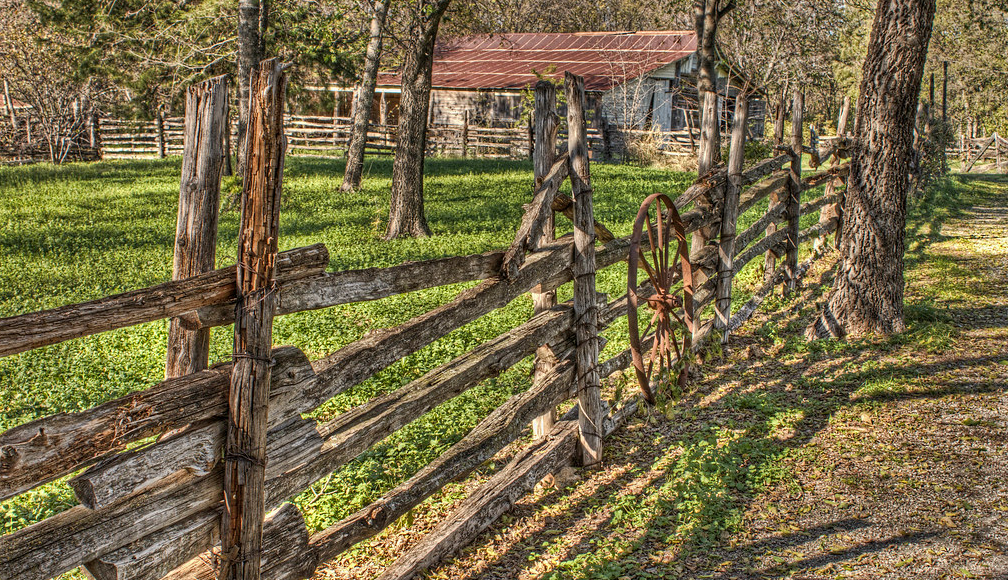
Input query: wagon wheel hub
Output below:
<box><xmin>644</xmin><ymin>289</ymin><xmax>682</xmax><ymax>313</ymax></box>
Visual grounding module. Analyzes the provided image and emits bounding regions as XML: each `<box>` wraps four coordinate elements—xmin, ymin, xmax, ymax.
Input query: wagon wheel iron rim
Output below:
<box><xmin>627</xmin><ymin>193</ymin><xmax>694</xmax><ymax>405</ymax></box>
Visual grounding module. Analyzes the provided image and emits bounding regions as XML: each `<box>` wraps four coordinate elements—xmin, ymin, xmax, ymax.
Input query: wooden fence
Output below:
<box><xmin>961</xmin><ymin>132</ymin><xmax>1008</xmax><ymax>173</ymax></box>
<box><xmin>95</xmin><ymin>112</ymin><xmax>701</xmax><ymax>161</ymax></box>
<box><xmin>0</xmin><ymin>68</ymin><xmax>848</xmax><ymax>580</ymax></box>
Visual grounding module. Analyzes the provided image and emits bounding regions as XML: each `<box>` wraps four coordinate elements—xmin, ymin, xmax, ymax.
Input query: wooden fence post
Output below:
<box><xmin>714</xmin><ymin>94</ymin><xmax>748</xmax><ymax>343</ymax></box>
<box><xmin>156</xmin><ymin>109</ymin><xmax>167</xmax><ymax>159</ymax></box>
<box><xmin>224</xmin><ymin>98</ymin><xmax>234</xmax><ymax>177</ymax></box>
<box><xmin>785</xmin><ymin>90</ymin><xmax>804</xmax><ymax>295</ymax></box>
<box><xmin>527</xmin><ymin>117</ymin><xmax>534</xmax><ymax>160</ymax></box>
<box><xmin>332</xmin><ymin>91</ymin><xmax>341</xmax><ymax>149</ymax></box>
<box><xmin>565</xmin><ymin>72</ymin><xmax>602</xmax><ymax>467</ymax></box>
<box><xmin>462</xmin><ymin>110</ymin><xmax>469</xmax><ymax>158</ymax></box>
<box><xmin>220</xmin><ymin>59</ymin><xmax>288</xmax><ymax>580</ymax></box>
<box><xmin>90</xmin><ymin>112</ymin><xmax>101</xmax><ymax>158</ymax></box>
<box><xmin>815</xmin><ymin>96</ymin><xmax>849</xmax><ymax>254</ymax></box>
<box><xmin>165</xmin><ymin>76</ymin><xmax>229</xmax><ymax>378</ymax></box>
<box><xmin>531</xmin><ymin>80</ymin><xmax>559</xmax><ymax>440</ymax></box>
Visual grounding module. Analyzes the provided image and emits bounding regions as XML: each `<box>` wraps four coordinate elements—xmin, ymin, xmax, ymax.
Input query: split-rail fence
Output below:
<box><xmin>0</xmin><ymin>67</ymin><xmax>850</xmax><ymax>580</ymax></box>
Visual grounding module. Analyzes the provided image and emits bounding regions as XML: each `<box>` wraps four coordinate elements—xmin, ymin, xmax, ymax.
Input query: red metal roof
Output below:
<box><xmin>378</xmin><ymin>31</ymin><xmax>697</xmax><ymax>92</ymax></box>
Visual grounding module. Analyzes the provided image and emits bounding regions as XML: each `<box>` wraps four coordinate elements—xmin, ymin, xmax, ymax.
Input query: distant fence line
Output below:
<box><xmin>94</xmin><ymin>114</ymin><xmax>702</xmax><ymax>161</ymax></box>
<box><xmin>959</xmin><ymin>132</ymin><xmax>1007</xmax><ymax>173</ymax></box>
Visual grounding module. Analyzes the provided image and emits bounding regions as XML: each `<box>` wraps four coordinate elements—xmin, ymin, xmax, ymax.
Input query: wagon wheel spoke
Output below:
<box><xmin>670</xmin><ymin>322</ymin><xmax>683</xmax><ymax>361</ymax></box>
<box><xmin>628</xmin><ymin>193</ymin><xmax>692</xmax><ymax>404</ymax></box>
<box><xmin>642</xmin><ymin>307</ymin><xmax>660</xmax><ymax>339</ymax></box>
<box><xmin>646</xmin><ymin>214</ymin><xmax>661</xmax><ymax>282</ymax></box>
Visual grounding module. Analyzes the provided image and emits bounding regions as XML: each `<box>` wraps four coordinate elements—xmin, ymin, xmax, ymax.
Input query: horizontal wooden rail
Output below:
<box><xmin>734</xmin><ymin>228</ymin><xmax>789</xmax><ymax>273</ymax></box>
<box><xmin>0</xmin><ymin>244</ymin><xmax>328</xmax><ymax>359</ymax></box>
<box><xmin>187</xmin><ymin>248</ymin><xmax>506</xmax><ymax>328</ymax></box>
<box><xmin>377</xmin><ymin>419</ymin><xmax>580</xmax><ymax>579</ymax></box>
<box><xmin>734</xmin><ymin>201</ymin><xmax>787</xmax><ymax>256</ymax></box>
<box><xmin>0</xmin><ymin>347</ymin><xmax>315</xmax><ymax>502</ymax></box>
<box><xmin>309</xmin><ymin>353</ymin><xmax>577</xmax><ymax>561</ymax></box>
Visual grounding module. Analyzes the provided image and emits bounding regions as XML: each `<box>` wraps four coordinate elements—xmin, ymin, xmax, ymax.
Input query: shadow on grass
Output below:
<box><xmin>441</xmin><ymin>174</ymin><xmax>1008</xmax><ymax>580</ymax></box>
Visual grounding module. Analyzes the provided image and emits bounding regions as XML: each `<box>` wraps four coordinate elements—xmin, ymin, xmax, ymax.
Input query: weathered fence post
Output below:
<box><xmin>220</xmin><ymin>59</ymin><xmax>288</xmax><ymax>580</ymax></box>
<box><xmin>814</xmin><ymin>95</ymin><xmax>849</xmax><ymax>254</ymax></box>
<box><xmin>224</xmin><ymin>101</ymin><xmax>234</xmax><ymax>177</ymax></box>
<box><xmin>89</xmin><ymin>112</ymin><xmax>101</xmax><ymax>158</ymax></box>
<box><xmin>332</xmin><ymin>93</ymin><xmax>341</xmax><ymax>149</ymax></box>
<box><xmin>784</xmin><ymin>90</ymin><xmax>804</xmax><ymax>295</ymax></box>
<box><xmin>565</xmin><ymin>72</ymin><xmax>602</xmax><ymax>467</ymax></box>
<box><xmin>165</xmin><ymin>76</ymin><xmax>229</xmax><ymax>378</ymax></box>
<box><xmin>462</xmin><ymin>110</ymin><xmax>470</xmax><ymax>158</ymax></box>
<box><xmin>531</xmin><ymin>80</ymin><xmax>559</xmax><ymax>440</ymax></box>
<box><xmin>715</xmin><ymin>94</ymin><xmax>748</xmax><ymax>343</ymax></box>
<box><xmin>156</xmin><ymin>109</ymin><xmax>167</xmax><ymax>159</ymax></box>
<box><xmin>527</xmin><ymin>117</ymin><xmax>534</xmax><ymax>160</ymax></box>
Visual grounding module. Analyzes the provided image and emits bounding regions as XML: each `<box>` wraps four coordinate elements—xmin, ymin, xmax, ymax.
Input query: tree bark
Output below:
<box><xmin>236</xmin><ymin>0</ymin><xmax>264</xmax><ymax>176</ymax></box>
<box><xmin>809</xmin><ymin>0</ymin><xmax>936</xmax><ymax>339</ymax></box>
<box><xmin>3</xmin><ymin>78</ymin><xmax>17</xmax><ymax>131</ymax></box>
<box><xmin>384</xmin><ymin>0</ymin><xmax>451</xmax><ymax>240</ymax></box>
<box><xmin>690</xmin><ymin>0</ymin><xmax>730</xmax><ymax>291</ymax></box>
<box><xmin>166</xmin><ymin>75</ymin><xmax>228</xmax><ymax>379</ymax></box>
<box><xmin>220</xmin><ymin>58</ymin><xmax>288</xmax><ymax>580</ymax></box>
<box><xmin>341</xmin><ymin>0</ymin><xmax>391</xmax><ymax>193</ymax></box>
<box><xmin>773</xmin><ymin>85</ymin><xmax>786</xmax><ymax>147</ymax></box>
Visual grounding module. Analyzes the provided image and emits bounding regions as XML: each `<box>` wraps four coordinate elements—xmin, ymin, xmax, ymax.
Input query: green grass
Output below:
<box><xmin>0</xmin><ymin>152</ymin><xmax>847</xmax><ymax>577</ymax></box>
<box><xmin>0</xmin><ymin>155</ymin><xmax>693</xmax><ymax>540</ymax></box>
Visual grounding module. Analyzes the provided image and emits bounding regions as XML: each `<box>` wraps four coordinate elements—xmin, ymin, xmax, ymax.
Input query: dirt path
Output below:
<box><xmin>408</xmin><ymin>175</ymin><xmax>1008</xmax><ymax>580</ymax></box>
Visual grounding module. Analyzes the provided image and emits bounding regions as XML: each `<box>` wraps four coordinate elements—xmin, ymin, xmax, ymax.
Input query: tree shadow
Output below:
<box><xmin>430</xmin><ymin>173</ymin><xmax>1008</xmax><ymax>580</ymax></box>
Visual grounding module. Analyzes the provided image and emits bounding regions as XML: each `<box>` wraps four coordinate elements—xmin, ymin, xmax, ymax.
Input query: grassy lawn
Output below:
<box><xmin>0</xmin><ymin>152</ymin><xmax>836</xmax><ymax>577</ymax></box>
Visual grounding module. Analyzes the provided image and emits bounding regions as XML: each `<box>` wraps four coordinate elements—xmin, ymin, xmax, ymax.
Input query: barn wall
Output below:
<box><xmin>429</xmin><ymin>89</ymin><xmax>524</xmax><ymax>127</ymax></box>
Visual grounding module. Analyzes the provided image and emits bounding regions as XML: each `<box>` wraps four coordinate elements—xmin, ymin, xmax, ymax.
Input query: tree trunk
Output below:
<box><xmin>808</xmin><ymin>0</ymin><xmax>936</xmax><ymax>339</ymax></box>
<box><xmin>689</xmin><ymin>0</ymin><xmax>730</xmax><ymax>291</ymax></box>
<box><xmin>773</xmin><ymin>85</ymin><xmax>786</xmax><ymax>147</ymax></box>
<box><xmin>4</xmin><ymin>78</ymin><xmax>17</xmax><ymax>131</ymax></box>
<box><xmin>342</xmin><ymin>0</ymin><xmax>391</xmax><ymax>193</ymax></box>
<box><xmin>385</xmin><ymin>0</ymin><xmax>451</xmax><ymax>240</ymax></box>
<box><xmin>236</xmin><ymin>0</ymin><xmax>264</xmax><ymax>176</ymax></box>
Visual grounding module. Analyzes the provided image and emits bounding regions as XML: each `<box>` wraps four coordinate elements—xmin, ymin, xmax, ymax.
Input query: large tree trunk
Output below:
<box><xmin>690</xmin><ymin>0</ymin><xmax>731</xmax><ymax>289</ymax></box>
<box><xmin>808</xmin><ymin>0</ymin><xmax>936</xmax><ymax>339</ymax></box>
<box><xmin>341</xmin><ymin>0</ymin><xmax>391</xmax><ymax>193</ymax></box>
<box><xmin>385</xmin><ymin>0</ymin><xmax>451</xmax><ymax>240</ymax></box>
<box><xmin>236</xmin><ymin>0</ymin><xmax>265</xmax><ymax>176</ymax></box>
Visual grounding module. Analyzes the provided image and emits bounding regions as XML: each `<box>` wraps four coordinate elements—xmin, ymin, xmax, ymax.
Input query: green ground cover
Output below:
<box><xmin>0</xmin><ymin>154</ymin><xmax>827</xmax><ymax>577</ymax></box>
<box><xmin>413</xmin><ymin>174</ymin><xmax>1008</xmax><ymax>580</ymax></box>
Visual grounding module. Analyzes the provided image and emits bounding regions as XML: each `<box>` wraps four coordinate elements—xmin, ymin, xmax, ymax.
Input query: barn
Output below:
<box><xmin>332</xmin><ymin>30</ymin><xmax>765</xmax><ymax>138</ymax></box>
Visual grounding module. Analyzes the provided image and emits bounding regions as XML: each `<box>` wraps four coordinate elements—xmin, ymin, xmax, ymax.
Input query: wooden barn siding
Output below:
<box><xmin>430</xmin><ymin>89</ymin><xmax>523</xmax><ymax>127</ymax></box>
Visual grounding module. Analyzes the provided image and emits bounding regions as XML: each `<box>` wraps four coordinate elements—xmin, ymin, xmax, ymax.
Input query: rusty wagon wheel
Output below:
<box><xmin>627</xmin><ymin>193</ymin><xmax>694</xmax><ymax>404</ymax></box>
